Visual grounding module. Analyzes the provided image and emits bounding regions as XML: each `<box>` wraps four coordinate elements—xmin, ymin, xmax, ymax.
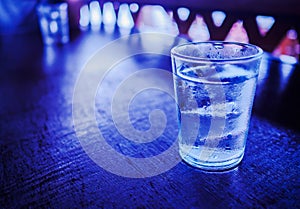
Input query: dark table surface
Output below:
<box><xmin>1</xmin><ymin>27</ymin><xmax>300</xmax><ymax>208</ymax></box>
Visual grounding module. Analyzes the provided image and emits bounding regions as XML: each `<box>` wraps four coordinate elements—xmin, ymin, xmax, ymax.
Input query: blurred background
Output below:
<box><xmin>0</xmin><ymin>0</ymin><xmax>299</xmax><ymax>63</ymax></box>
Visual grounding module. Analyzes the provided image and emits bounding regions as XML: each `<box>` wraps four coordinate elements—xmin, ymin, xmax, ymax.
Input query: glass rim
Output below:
<box><xmin>37</xmin><ymin>1</ymin><xmax>68</xmax><ymax>11</ymax></box>
<box><xmin>171</xmin><ymin>41</ymin><xmax>264</xmax><ymax>63</ymax></box>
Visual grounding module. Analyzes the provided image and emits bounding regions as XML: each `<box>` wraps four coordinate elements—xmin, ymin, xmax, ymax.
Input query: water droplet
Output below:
<box><xmin>225</xmin><ymin>146</ymin><xmax>231</xmax><ymax>150</ymax></box>
<box><xmin>212</xmin><ymin>154</ymin><xmax>218</xmax><ymax>159</ymax></box>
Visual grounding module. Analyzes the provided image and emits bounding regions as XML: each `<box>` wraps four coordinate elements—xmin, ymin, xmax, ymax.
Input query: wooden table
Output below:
<box><xmin>1</xmin><ymin>28</ymin><xmax>299</xmax><ymax>208</ymax></box>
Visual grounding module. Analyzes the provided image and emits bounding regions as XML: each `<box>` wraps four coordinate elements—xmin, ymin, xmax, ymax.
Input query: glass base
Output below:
<box><xmin>179</xmin><ymin>149</ymin><xmax>244</xmax><ymax>171</ymax></box>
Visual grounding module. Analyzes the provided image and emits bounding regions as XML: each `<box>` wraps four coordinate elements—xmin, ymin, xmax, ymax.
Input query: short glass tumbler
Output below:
<box><xmin>37</xmin><ymin>2</ymin><xmax>70</xmax><ymax>45</ymax></box>
<box><xmin>171</xmin><ymin>41</ymin><xmax>263</xmax><ymax>171</ymax></box>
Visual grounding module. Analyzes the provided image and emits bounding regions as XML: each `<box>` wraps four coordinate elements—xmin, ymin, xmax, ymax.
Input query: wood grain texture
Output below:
<box><xmin>0</xmin><ymin>29</ymin><xmax>299</xmax><ymax>208</ymax></box>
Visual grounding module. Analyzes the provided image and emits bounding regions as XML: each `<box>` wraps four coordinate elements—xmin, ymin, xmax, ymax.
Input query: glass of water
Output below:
<box><xmin>171</xmin><ymin>42</ymin><xmax>263</xmax><ymax>171</ymax></box>
<box><xmin>37</xmin><ymin>1</ymin><xmax>70</xmax><ymax>45</ymax></box>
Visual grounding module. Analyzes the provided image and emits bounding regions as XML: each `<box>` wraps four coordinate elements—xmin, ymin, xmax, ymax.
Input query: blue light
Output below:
<box><xmin>129</xmin><ymin>3</ymin><xmax>139</xmax><ymax>13</ymax></box>
<box><xmin>103</xmin><ymin>2</ymin><xmax>116</xmax><ymax>26</ymax></box>
<box><xmin>177</xmin><ymin>7</ymin><xmax>190</xmax><ymax>21</ymax></box>
<box><xmin>117</xmin><ymin>4</ymin><xmax>134</xmax><ymax>29</ymax></box>
<box><xmin>49</xmin><ymin>21</ymin><xmax>58</xmax><ymax>33</ymax></box>
<box><xmin>90</xmin><ymin>1</ymin><xmax>102</xmax><ymax>29</ymax></box>
<box><xmin>256</xmin><ymin>15</ymin><xmax>275</xmax><ymax>36</ymax></box>
<box><xmin>279</xmin><ymin>55</ymin><xmax>298</xmax><ymax>65</ymax></box>
<box><xmin>79</xmin><ymin>4</ymin><xmax>90</xmax><ymax>28</ymax></box>
<box><xmin>212</xmin><ymin>11</ymin><xmax>226</xmax><ymax>27</ymax></box>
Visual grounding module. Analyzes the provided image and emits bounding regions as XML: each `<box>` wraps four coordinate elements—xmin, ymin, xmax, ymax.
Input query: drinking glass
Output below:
<box><xmin>171</xmin><ymin>41</ymin><xmax>263</xmax><ymax>171</ymax></box>
<box><xmin>37</xmin><ymin>1</ymin><xmax>70</xmax><ymax>45</ymax></box>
